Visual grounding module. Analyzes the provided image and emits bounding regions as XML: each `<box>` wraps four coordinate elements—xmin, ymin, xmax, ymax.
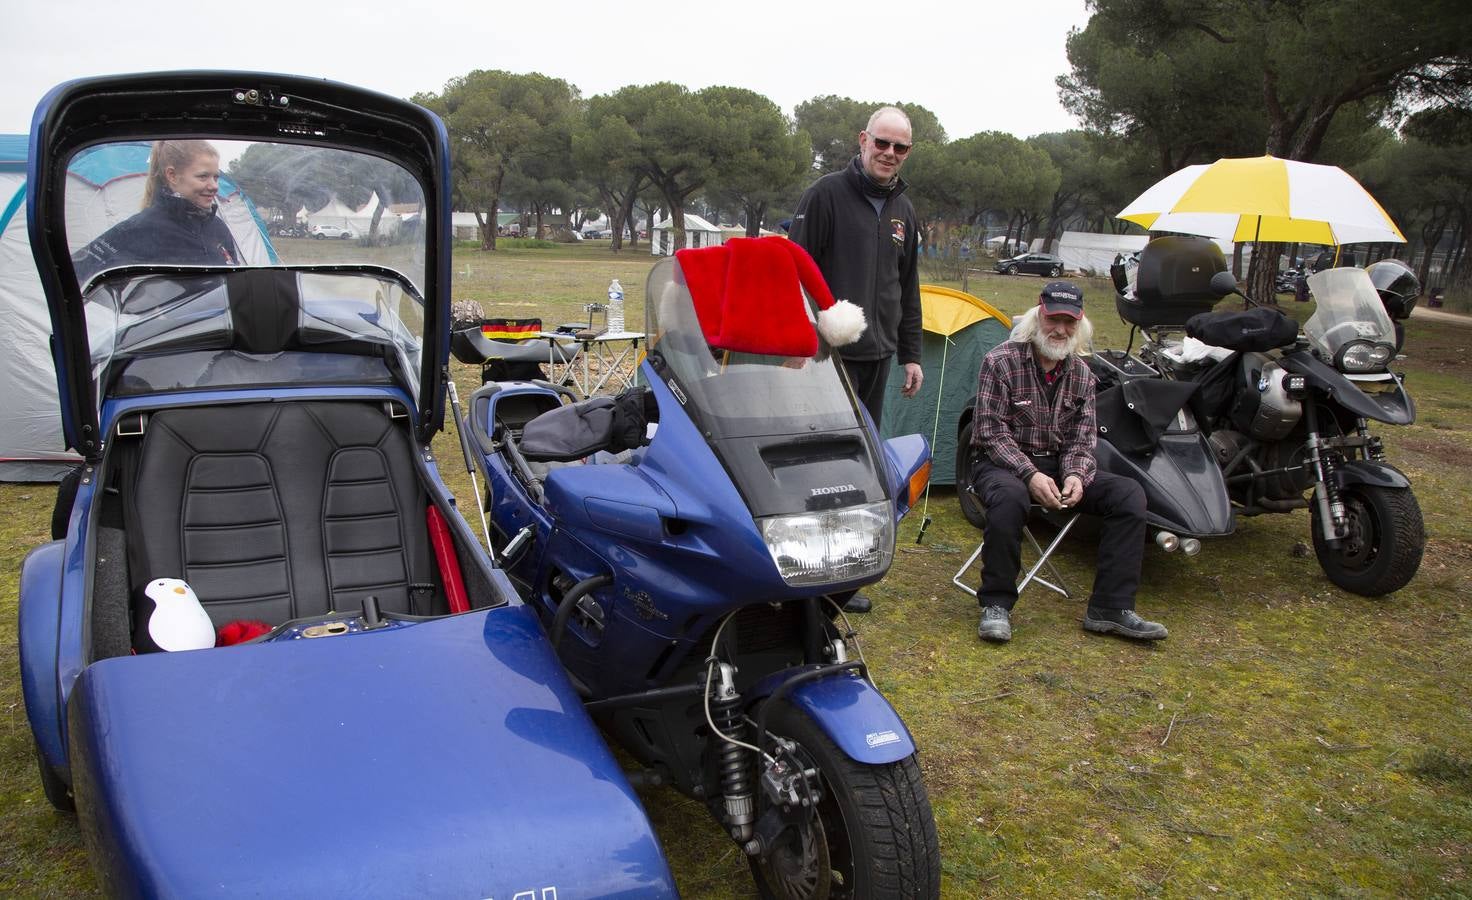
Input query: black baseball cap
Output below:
<box><xmin>1039</xmin><ymin>280</ymin><xmax>1084</xmax><ymax>319</ymax></box>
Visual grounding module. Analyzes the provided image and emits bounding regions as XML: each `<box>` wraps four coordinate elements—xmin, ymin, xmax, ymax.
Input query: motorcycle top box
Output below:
<box><xmin>19</xmin><ymin>72</ymin><xmax>675</xmax><ymax>897</ymax></box>
<box><xmin>1114</xmin><ymin>235</ymin><xmax>1229</xmax><ymax>329</ymax></box>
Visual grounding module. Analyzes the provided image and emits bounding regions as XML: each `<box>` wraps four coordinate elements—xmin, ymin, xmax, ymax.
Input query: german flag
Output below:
<box><xmin>481</xmin><ymin>318</ymin><xmax>543</xmax><ymax>341</ymax></box>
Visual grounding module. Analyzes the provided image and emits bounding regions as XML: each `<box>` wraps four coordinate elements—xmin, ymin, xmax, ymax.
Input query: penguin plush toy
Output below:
<box><xmin>133</xmin><ymin>578</ymin><xmax>217</xmax><ymax>653</ymax></box>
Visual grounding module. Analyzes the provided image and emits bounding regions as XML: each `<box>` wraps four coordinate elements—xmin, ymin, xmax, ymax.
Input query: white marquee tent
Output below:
<box><xmin>650</xmin><ymin>213</ymin><xmax>724</xmax><ymax>256</ymax></box>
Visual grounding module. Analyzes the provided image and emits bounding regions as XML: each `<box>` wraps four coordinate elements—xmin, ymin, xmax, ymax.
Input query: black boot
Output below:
<box><xmin>1082</xmin><ymin>607</ymin><xmax>1167</xmax><ymax>641</ymax></box>
<box><xmin>842</xmin><ymin>592</ymin><xmax>872</xmax><ymax>613</ymax></box>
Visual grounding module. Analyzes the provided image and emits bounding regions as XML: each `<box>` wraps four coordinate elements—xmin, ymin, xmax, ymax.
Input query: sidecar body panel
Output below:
<box><xmin>67</xmin><ymin>605</ymin><xmax>674</xmax><ymax>898</ymax></box>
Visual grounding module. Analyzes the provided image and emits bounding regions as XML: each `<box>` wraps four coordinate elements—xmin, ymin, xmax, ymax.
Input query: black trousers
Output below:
<box><xmin>971</xmin><ymin>458</ymin><xmax>1146</xmax><ymax>611</ymax></box>
<box><xmin>841</xmin><ymin>356</ymin><xmax>891</xmax><ymax>428</ymax></box>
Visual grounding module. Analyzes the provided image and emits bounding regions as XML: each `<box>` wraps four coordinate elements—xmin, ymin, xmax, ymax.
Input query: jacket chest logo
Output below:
<box><xmin>890</xmin><ymin>219</ymin><xmax>905</xmax><ymax>244</ymax></box>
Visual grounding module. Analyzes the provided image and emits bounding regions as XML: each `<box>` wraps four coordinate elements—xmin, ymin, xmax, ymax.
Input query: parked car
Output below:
<box><xmin>582</xmin><ymin>229</ymin><xmax>603</xmax><ymax>239</ymax></box>
<box><xmin>311</xmin><ymin>223</ymin><xmax>356</xmax><ymax>240</ymax></box>
<box><xmin>994</xmin><ymin>252</ymin><xmax>1066</xmax><ymax>277</ymax></box>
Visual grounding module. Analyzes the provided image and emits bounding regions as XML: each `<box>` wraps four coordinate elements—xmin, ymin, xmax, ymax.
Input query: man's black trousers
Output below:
<box><xmin>841</xmin><ymin>356</ymin><xmax>891</xmax><ymax>428</ymax></box>
<box><xmin>970</xmin><ymin>458</ymin><xmax>1146</xmax><ymax>611</ymax></box>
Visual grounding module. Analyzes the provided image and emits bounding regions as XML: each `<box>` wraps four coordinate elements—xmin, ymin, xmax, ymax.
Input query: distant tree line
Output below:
<box><xmin>408</xmin><ymin>0</ymin><xmax>1471</xmax><ymax>293</ymax></box>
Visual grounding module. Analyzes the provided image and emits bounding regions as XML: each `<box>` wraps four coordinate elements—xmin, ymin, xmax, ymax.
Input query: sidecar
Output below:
<box><xmin>18</xmin><ymin>72</ymin><xmax>674</xmax><ymax>898</ymax></box>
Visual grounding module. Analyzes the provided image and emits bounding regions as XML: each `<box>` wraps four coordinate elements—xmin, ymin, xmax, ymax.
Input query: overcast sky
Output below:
<box><xmin>1</xmin><ymin>0</ymin><xmax>1091</xmax><ymax>140</ymax></box>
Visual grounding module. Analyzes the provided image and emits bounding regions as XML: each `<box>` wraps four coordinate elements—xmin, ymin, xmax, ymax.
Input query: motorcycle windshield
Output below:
<box><xmin>644</xmin><ymin>257</ymin><xmax>862</xmax><ymax>439</ymax></box>
<box><xmin>1304</xmin><ymin>267</ymin><xmax>1396</xmax><ymax>360</ymax></box>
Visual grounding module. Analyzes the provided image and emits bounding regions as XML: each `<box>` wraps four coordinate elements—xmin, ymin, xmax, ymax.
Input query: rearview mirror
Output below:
<box><xmin>1209</xmin><ymin>271</ymin><xmax>1240</xmax><ymax>298</ymax></box>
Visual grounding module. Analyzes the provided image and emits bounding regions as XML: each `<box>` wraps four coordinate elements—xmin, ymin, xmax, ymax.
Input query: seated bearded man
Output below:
<box><xmin>968</xmin><ymin>280</ymin><xmax>1168</xmax><ymax>644</ymax></box>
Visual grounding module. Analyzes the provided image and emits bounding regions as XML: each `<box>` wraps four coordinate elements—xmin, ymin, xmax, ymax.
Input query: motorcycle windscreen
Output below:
<box><xmin>643</xmin><ymin>257</ymin><xmax>889</xmax><ymax>519</ymax></box>
<box><xmin>1304</xmin><ymin>268</ymin><xmax>1397</xmax><ymax>364</ymax></box>
<box><xmin>65</xmin><ymin>606</ymin><xmax>675</xmax><ymax>899</ymax></box>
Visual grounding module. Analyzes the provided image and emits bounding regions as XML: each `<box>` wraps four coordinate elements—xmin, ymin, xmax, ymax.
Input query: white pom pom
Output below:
<box><xmin>817</xmin><ymin>299</ymin><xmax>866</xmax><ymax>347</ymax></box>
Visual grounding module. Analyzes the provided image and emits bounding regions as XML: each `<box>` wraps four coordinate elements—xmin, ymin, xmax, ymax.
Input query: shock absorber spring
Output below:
<box><xmin>711</xmin><ymin>663</ymin><xmax>755</xmax><ymax>841</ymax></box>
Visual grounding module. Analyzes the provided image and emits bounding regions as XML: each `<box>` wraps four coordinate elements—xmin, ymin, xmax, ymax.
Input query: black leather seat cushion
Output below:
<box><xmin>129</xmin><ymin>401</ymin><xmax>432</xmax><ymax>625</ymax></box>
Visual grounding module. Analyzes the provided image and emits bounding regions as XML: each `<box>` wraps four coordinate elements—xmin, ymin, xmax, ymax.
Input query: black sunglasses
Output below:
<box><xmin>870</xmin><ymin>136</ymin><xmax>912</xmax><ymax>155</ymax></box>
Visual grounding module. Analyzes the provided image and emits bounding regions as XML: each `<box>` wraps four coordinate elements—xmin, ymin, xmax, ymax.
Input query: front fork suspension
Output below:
<box><xmin>1304</xmin><ymin>399</ymin><xmax>1346</xmax><ymax>542</ymax></box>
<box><xmin>711</xmin><ymin>663</ymin><xmax>756</xmax><ymax>843</ymax></box>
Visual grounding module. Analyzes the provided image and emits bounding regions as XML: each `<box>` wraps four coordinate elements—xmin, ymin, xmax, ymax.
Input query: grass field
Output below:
<box><xmin>3</xmin><ymin>242</ymin><xmax>1470</xmax><ymax>897</ymax></box>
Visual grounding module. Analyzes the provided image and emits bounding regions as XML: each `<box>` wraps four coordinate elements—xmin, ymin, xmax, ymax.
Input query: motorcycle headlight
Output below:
<box><xmin>758</xmin><ymin>501</ymin><xmax>894</xmax><ymax>587</ymax></box>
<box><xmin>1337</xmin><ymin>340</ymin><xmax>1393</xmax><ymax>372</ymax></box>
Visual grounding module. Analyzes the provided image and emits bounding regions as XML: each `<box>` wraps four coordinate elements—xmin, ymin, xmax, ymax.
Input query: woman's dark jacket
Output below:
<box><xmin>73</xmin><ymin>191</ymin><xmax>243</xmax><ymax>284</ymax></box>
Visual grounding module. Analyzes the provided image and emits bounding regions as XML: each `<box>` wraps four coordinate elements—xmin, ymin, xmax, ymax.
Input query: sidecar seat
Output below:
<box><xmin>121</xmin><ymin>400</ymin><xmax>438</xmax><ymax>630</ymax></box>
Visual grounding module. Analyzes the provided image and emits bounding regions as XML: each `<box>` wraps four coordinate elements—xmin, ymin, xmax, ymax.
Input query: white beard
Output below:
<box><xmin>1033</xmin><ymin>329</ymin><xmax>1077</xmax><ymax>363</ymax></box>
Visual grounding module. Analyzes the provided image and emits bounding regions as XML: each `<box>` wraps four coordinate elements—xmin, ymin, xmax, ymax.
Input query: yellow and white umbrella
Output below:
<box><xmin>1118</xmin><ymin>154</ymin><xmax>1404</xmax><ymax>246</ymax></box>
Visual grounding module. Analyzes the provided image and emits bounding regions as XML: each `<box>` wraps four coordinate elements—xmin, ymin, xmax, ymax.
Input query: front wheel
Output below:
<box><xmin>1048</xmin><ymin>266</ymin><xmax>1061</xmax><ymax>277</ymax></box>
<box><xmin>1312</xmin><ymin>484</ymin><xmax>1424</xmax><ymax>596</ymax></box>
<box><xmin>749</xmin><ymin>704</ymin><xmax>940</xmax><ymax>900</ymax></box>
<box><xmin>1005</xmin><ymin>264</ymin><xmax>1018</xmax><ymax>275</ymax></box>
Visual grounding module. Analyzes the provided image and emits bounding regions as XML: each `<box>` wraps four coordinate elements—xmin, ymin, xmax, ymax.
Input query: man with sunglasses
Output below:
<box><xmin>791</xmin><ymin>106</ymin><xmax>924</xmax><ymax>613</ymax></box>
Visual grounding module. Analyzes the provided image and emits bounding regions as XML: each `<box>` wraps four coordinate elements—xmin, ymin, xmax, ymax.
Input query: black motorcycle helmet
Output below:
<box><xmin>1366</xmin><ymin>259</ymin><xmax>1421</xmax><ymax>320</ymax></box>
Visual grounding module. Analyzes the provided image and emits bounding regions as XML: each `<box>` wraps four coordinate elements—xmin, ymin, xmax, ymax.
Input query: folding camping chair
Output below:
<box><xmin>952</xmin><ymin>485</ymin><xmax>1079</xmax><ymax>600</ymax></box>
<box><xmin>449</xmin><ymin>316</ymin><xmax>581</xmax><ymax>386</ymax></box>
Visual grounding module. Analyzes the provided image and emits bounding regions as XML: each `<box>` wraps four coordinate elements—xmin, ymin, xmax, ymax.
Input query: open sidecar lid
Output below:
<box><xmin>27</xmin><ymin>71</ymin><xmax>453</xmax><ymax>455</ymax></box>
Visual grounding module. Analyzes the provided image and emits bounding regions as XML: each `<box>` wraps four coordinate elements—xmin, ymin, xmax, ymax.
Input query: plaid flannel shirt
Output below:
<box><xmin>971</xmin><ymin>340</ymin><xmax>1098</xmax><ymax>486</ymax></box>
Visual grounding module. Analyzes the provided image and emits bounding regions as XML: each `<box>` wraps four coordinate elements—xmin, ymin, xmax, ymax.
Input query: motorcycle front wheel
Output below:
<box><xmin>749</xmin><ymin>703</ymin><xmax>940</xmax><ymax>900</ymax></box>
<box><xmin>1311</xmin><ymin>484</ymin><xmax>1425</xmax><ymax>596</ymax></box>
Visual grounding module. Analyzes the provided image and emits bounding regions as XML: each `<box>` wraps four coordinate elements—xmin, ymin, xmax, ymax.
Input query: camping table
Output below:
<box><xmin>538</xmin><ymin>331</ymin><xmax>645</xmax><ymax>397</ymax></box>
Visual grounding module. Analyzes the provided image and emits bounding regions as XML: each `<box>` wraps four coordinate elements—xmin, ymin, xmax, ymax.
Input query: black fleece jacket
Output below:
<box><xmin>73</xmin><ymin>191</ymin><xmax>243</xmax><ymax>284</ymax></box>
<box><xmin>789</xmin><ymin>157</ymin><xmax>922</xmax><ymax>365</ymax></box>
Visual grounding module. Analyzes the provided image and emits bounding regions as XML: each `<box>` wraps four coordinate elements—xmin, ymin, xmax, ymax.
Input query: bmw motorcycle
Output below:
<box><xmin>1114</xmin><ymin>237</ymin><xmax>1425</xmax><ymax>596</ymax></box>
<box><xmin>458</xmin><ymin>256</ymin><xmax>941</xmax><ymax>899</ymax></box>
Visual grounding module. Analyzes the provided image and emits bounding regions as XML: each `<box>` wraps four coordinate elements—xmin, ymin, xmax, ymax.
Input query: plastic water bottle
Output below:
<box><xmin>607</xmin><ymin>278</ymin><xmax>625</xmax><ymax>332</ymax></box>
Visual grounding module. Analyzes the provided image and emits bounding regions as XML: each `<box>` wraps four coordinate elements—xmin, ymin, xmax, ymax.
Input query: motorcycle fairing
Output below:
<box><xmin>1094</xmin><ymin>433</ymin><xmax>1235</xmax><ymax>538</ymax></box>
<box><xmin>27</xmin><ymin>71</ymin><xmax>453</xmax><ymax>454</ymax></box>
<box><xmin>65</xmin><ymin>605</ymin><xmax>675</xmax><ymax>898</ymax></box>
<box><xmin>746</xmin><ymin>667</ymin><xmax>917</xmax><ymax>765</ymax></box>
<box><xmin>882</xmin><ymin>432</ymin><xmax>930</xmax><ymax>521</ymax></box>
<box><xmin>1277</xmin><ymin>349</ymin><xmax>1416</xmax><ymax>424</ymax></box>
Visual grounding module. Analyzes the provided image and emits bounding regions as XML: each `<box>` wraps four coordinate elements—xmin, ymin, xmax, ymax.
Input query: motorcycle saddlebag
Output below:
<box><xmin>1186</xmin><ymin>307</ymin><xmax>1298</xmax><ymax>353</ymax></box>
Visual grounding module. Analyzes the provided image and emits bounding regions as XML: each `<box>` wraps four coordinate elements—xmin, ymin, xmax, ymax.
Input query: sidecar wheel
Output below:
<box><xmin>955</xmin><ymin>417</ymin><xmax>987</xmax><ymax>529</ymax></box>
<box><xmin>33</xmin><ymin>739</ymin><xmax>74</xmax><ymax>812</ymax></box>
<box><xmin>1312</xmin><ymin>485</ymin><xmax>1424</xmax><ymax>596</ymax></box>
<box><xmin>749</xmin><ymin>704</ymin><xmax>940</xmax><ymax>900</ymax></box>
